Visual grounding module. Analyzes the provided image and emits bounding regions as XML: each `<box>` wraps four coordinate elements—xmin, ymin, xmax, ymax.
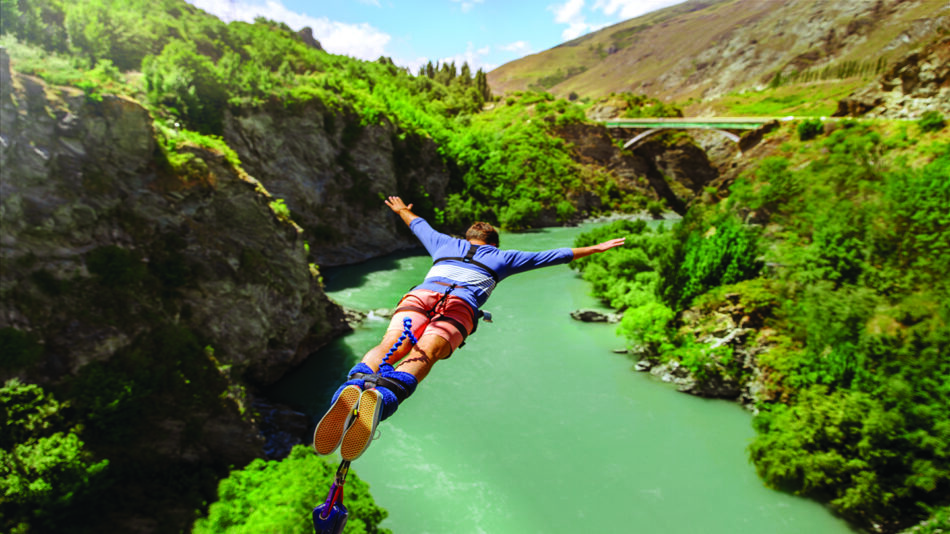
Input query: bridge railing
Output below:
<box><xmin>603</xmin><ymin>117</ymin><xmax>782</xmax><ymax>130</ymax></box>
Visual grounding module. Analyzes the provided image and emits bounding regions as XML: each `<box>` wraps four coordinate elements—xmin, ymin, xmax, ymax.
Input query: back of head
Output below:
<box><xmin>465</xmin><ymin>222</ymin><xmax>499</xmax><ymax>247</ymax></box>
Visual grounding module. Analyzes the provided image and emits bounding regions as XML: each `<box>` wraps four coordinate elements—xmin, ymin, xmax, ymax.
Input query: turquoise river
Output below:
<box><xmin>270</xmin><ymin>222</ymin><xmax>859</xmax><ymax>534</ymax></box>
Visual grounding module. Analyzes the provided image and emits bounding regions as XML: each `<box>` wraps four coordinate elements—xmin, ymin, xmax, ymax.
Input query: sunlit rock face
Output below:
<box><xmin>222</xmin><ymin>100</ymin><xmax>454</xmax><ymax>266</ymax></box>
<box><xmin>837</xmin><ymin>36</ymin><xmax>950</xmax><ymax>119</ymax></box>
<box><xmin>0</xmin><ymin>45</ymin><xmax>351</xmax><ymax>479</ymax></box>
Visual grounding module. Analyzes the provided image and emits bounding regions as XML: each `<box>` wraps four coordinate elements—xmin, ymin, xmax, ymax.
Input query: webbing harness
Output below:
<box><xmin>394</xmin><ymin>243</ymin><xmax>493</xmax><ymax>343</ymax></box>
<box><xmin>432</xmin><ymin>243</ymin><xmax>500</xmax><ymax>283</ymax></box>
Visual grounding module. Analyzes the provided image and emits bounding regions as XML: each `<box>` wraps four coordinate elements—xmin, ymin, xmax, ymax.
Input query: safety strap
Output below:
<box><xmin>393</xmin><ymin>294</ymin><xmax>479</xmax><ymax>340</ymax></box>
<box><xmin>349</xmin><ymin>373</ymin><xmax>413</xmax><ymax>403</ymax></box>
<box><xmin>432</xmin><ymin>243</ymin><xmax>500</xmax><ymax>283</ymax></box>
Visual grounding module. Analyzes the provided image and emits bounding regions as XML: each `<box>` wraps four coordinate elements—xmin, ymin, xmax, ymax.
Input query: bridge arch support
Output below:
<box><xmin>622</xmin><ymin>127</ymin><xmax>741</xmax><ymax>150</ymax></box>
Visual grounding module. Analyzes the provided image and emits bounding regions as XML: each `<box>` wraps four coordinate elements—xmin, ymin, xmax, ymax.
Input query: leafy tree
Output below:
<box><xmin>657</xmin><ymin>209</ymin><xmax>762</xmax><ymax>311</ymax></box>
<box><xmin>143</xmin><ymin>40</ymin><xmax>228</xmax><ymax>134</ymax></box>
<box><xmin>797</xmin><ymin>118</ymin><xmax>824</xmax><ymax>141</ymax></box>
<box><xmin>0</xmin><ymin>380</ymin><xmax>109</xmax><ymax>533</ymax></box>
<box><xmin>475</xmin><ymin>68</ymin><xmax>491</xmax><ymax>102</ymax></box>
<box><xmin>0</xmin><ymin>0</ymin><xmax>20</xmax><ymax>36</ymax></box>
<box><xmin>63</xmin><ymin>0</ymin><xmax>153</xmax><ymax>69</ymax></box>
<box><xmin>193</xmin><ymin>445</ymin><xmax>389</xmax><ymax>534</ymax></box>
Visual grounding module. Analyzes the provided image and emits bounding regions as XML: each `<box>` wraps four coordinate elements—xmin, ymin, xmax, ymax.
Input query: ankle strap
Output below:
<box><xmin>349</xmin><ymin>373</ymin><xmax>412</xmax><ymax>404</ymax></box>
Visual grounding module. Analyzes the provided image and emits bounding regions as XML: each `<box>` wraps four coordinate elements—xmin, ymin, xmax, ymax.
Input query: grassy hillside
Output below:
<box><xmin>488</xmin><ymin>0</ymin><xmax>949</xmax><ymax>110</ymax></box>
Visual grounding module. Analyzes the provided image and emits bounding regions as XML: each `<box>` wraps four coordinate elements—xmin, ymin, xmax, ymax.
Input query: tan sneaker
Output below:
<box><xmin>340</xmin><ymin>388</ymin><xmax>383</xmax><ymax>461</ymax></box>
<box><xmin>313</xmin><ymin>385</ymin><xmax>361</xmax><ymax>456</ymax></box>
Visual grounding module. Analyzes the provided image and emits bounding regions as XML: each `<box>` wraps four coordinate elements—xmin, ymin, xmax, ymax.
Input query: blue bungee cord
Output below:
<box><xmin>314</xmin><ymin>322</ymin><xmax>418</xmax><ymax>533</ymax></box>
<box><xmin>382</xmin><ymin>317</ymin><xmax>417</xmax><ymax>365</ymax></box>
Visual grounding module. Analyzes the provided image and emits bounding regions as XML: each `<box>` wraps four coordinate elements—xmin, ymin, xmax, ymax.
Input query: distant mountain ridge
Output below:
<box><xmin>488</xmin><ymin>0</ymin><xmax>948</xmax><ymax>104</ymax></box>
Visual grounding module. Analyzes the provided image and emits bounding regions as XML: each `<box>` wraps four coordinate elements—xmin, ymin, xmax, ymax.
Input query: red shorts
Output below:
<box><xmin>388</xmin><ymin>289</ymin><xmax>476</xmax><ymax>354</ymax></box>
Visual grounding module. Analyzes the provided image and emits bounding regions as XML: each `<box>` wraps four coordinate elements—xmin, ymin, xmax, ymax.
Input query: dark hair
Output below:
<box><xmin>465</xmin><ymin>222</ymin><xmax>499</xmax><ymax>246</ymax></box>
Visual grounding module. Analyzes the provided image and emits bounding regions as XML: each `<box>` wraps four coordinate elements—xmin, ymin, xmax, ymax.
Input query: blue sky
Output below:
<box><xmin>185</xmin><ymin>0</ymin><xmax>685</xmax><ymax>74</ymax></box>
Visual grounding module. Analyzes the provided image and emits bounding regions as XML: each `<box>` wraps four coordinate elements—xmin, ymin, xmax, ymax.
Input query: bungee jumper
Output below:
<box><xmin>312</xmin><ymin>195</ymin><xmax>625</xmax><ymax>464</ymax></box>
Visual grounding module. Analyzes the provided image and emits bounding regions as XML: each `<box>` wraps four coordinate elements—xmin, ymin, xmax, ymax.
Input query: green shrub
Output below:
<box><xmin>193</xmin><ymin>445</ymin><xmax>389</xmax><ymax>534</ymax></box>
<box><xmin>0</xmin><ymin>380</ymin><xmax>109</xmax><ymax>533</ymax></box>
<box><xmin>498</xmin><ymin>196</ymin><xmax>542</xmax><ymax>230</ymax></box>
<box><xmin>918</xmin><ymin>111</ymin><xmax>946</xmax><ymax>133</ymax></box>
<box><xmin>658</xmin><ymin>211</ymin><xmax>763</xmax><ymax>311</ymax></box>
<box><xmin>797</xmin><ymin>118</ymin><xmax>824</xmax><ymax>141</ymax></box>
<box><xmin>617</xmin><ymin>301</ymin><xmax>675</xmax><ymax>354</ymax></box>
<box><xmin>900</xmin><ymin>506</ymin><xmax>950</xmax><ymax>534</ymax></box>
<box><xmin>143</xmin><ymin>40</ymin><xmax>228</xmax><ymax>135</ymax></box>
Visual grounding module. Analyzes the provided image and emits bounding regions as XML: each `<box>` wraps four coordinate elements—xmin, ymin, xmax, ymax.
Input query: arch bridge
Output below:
<box><xmin>603</xmin><ymin>117</ymin><xmax>778</xmax><ymax>149</ymax></box>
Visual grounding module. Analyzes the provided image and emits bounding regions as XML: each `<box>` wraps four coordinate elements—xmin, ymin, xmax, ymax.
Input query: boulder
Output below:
<box><xmin>570</xmin><ymin>308</ymin><xmax>621</xmax><ymax>323</ymax></box>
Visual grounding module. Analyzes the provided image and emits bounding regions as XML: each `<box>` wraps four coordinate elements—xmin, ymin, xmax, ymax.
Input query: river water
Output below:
<box><xmin>270</xmin><ymin>223</ymin><xmax>857</xmax><ymax>534</ymax></box>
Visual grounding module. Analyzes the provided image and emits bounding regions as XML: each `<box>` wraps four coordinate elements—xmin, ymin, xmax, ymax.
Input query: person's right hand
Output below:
<box><xmin>384</xmin><ymin>196</ymin><xmax>413</xmax><ymax>213</ymax></box>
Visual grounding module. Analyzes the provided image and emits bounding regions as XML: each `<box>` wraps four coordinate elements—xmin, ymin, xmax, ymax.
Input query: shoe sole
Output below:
<box><xmin>313</xmin><ymin>385</ymin><xmax>362</xmax><ymax>455</ymax></box>
<box><xmin>340</xmin><ymin>389</ymin><xmax>382</xmax><ymax>461</ymax></box>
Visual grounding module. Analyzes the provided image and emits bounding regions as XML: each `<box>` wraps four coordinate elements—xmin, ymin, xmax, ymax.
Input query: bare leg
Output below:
<box><xmin>392</xmin><ymin>334</ymin><xmax>452</xmax><ymax>383</ymax></box>
<box><xmin>360</xmin><ymin>329</ymin><xmax>414</xmax><ymax>371</ymax></box>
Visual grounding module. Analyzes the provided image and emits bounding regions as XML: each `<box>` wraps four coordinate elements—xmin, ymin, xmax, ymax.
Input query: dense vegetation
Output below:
<box><xmin>572</xmin><ymin>118</ymin><xmax>950</xmax><ymax>532</ymax></box>
<box><xmin>192</xmin><ymin>445</ymin><xmax>388</xmax><ymax>534</ymax></box>
<box><xmin>1</xmin><ymin>0</ymin><xmax>647</xmax><ymax>233</ymax></box>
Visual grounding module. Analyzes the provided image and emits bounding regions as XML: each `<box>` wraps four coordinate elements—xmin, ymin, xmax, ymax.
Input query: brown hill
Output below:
<box><xmin>487</xmin><ymin>0</ymin><xmax>948</xmax><ymax>105</ymax></box>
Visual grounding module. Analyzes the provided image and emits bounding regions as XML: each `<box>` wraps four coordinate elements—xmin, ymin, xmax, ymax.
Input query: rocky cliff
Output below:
<box><xmin>0</xmin><ymin>46</ymin><xmax>352</xmax><ymax>529</ymax></box>
<box><xmin>836</xmin><ymin>35</ymin><xmax>950</xmax><ymax>118</ymax></box>
<box><xmin>222</xmin><ymin>101</ymin><xmax>455</xmax><ymax>266</ymax></box>
<box><xmin>554</xmin><ymin>122</ymin><xmax>721</xmax><ymax>215</ymax></box>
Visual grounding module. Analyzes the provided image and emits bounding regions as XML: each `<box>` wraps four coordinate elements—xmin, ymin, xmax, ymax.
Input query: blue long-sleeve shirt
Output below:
<box><xmin>409</xmin><ymin>218</ymin><xmax>574</xmax><ymax>312</ymax></box>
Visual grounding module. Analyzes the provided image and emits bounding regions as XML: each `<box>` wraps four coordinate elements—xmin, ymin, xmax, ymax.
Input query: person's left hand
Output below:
<box><xmin>594</xmin><ymin>237</ymin><xmax>626</xmax><ymax>252</ymax></box>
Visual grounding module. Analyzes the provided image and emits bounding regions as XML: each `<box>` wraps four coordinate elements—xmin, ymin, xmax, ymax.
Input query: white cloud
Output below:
<box><xmin>592</xmin><ymin>0</ymin><xmax>683</xmax><ymax>20</ymax></box>
<box><xmin>312</xmin><ymin>19</ymin><xmax>392</xmax><ymax>60</ymax></box>
<box><xmin>562</xmin><ymin>21</ymin><xmax>590</xmax><ymax>40</ymax></box>
<box><xmin>437</xmin><ymin>42</ymin><xmax>493</xmax><ymax>71</ymax></box>
<box><xmin>550</xmin><ymin>0</ymin><xmax>595</xmax><ymax>40</ymax></box>
<box><xmin>185</xmin><ymin>0</ymin><xmax>391</xmax><ymax>61</ymax></box>
<box><xmin>500</xmin><ymin>40</ymin><xmax>532</xmax><ymax>54</ymax></box>
<box><xmin>553</xmin><ymin>0</ymin><xmax>585</xmax><ymax>23</ymax></box>
<box><xmin>451</xmin><ymin>0</ymin><xmax>484</xmax><ymax>14</ymax></box>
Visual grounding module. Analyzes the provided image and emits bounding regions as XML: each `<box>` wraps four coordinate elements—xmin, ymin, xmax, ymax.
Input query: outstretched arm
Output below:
<box><xmin>571</xmin><ymin>237</ymin><xmax>626</xmax><ymax>260</ymax></box>
<box><xmin>384</xmin><ymin>196</ymin><xmax>419</xmax><ymax>227</ymax></box>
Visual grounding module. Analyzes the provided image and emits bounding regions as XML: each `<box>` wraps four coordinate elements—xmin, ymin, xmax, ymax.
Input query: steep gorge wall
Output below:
<box><xmin>0</xmin><ymin>48</ymin><xmax>348</xmax><ymax>388</ymax></box>
<box><xmin>223</xmin><ymin>101</ymin><xmax>454</xmax><ymax>266</ymax></box>
<box><xmin>0</xmin><ymin>47</ymin><xmax>355</xmax><ymax>529</ymax></box>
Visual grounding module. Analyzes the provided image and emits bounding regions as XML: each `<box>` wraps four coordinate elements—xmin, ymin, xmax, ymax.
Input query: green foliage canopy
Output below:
<box><xmin>1</xmin><ymin>380</ymin><xmax>109</xmax><ymax>533</ymax></box>
<box><xmin>193</xmin><ymin>445</ymin><xmax>389</xmax><ymax>534</ymax></box>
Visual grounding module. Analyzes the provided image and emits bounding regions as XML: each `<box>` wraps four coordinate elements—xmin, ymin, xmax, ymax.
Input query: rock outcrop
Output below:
<box><xmin>570</xmin><ymin>308</ymin><xmax>622</xmax><ymax>323</ymax></box>
<box><xmin>554</xmin><ymin>122</ymin><xmax>720</xmax><ymax>216</ymax></box>
<box><xmin>223</xmin><ymin>102</ymin><xmax>453</xmax><ymax>266</ymax></box>
<box><xmin>0</xmin><ymin>47</ymin><xmax>348</xmax><ymax>388</ymax></box>
<box><xmin>0</xmin><ymin>46</ymin><xmax>350</xmax><ymax>529</ymax></box>
<box><xmin>836</xmin><ymin>36</ymin><xmax>950</xmax><ymax>118</ymax></box>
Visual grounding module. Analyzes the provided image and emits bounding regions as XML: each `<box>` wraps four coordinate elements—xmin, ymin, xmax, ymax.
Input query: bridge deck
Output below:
<box><xmin>604</xmin><ymin>117</ymin><xmax>779</xmax><ymax>130</ymax></box>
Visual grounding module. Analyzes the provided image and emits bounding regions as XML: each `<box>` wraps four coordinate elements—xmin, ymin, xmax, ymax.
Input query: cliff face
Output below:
<box><xmin>0</xmin><ymin>46</ymin><xmax>352</xmax><ymax>529</ymax></box>
<box><xmin>836</xmin><ymin>35</ymin><xmax>950</xmax><ymax>118</ymax></box>
<box><xmin>0</xmin><ymin>47</ymin><xmax>347</xmax><ymax>387</ymax></box>
<box><xmin>223</xmin><ymin>101</ymin><xmax>453</xmax><ymax>266</ymax></box>
<box><xmin>554</xmin><ymin>122</ymin><xmax>721</xmax><ymax>215</ymax></box>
